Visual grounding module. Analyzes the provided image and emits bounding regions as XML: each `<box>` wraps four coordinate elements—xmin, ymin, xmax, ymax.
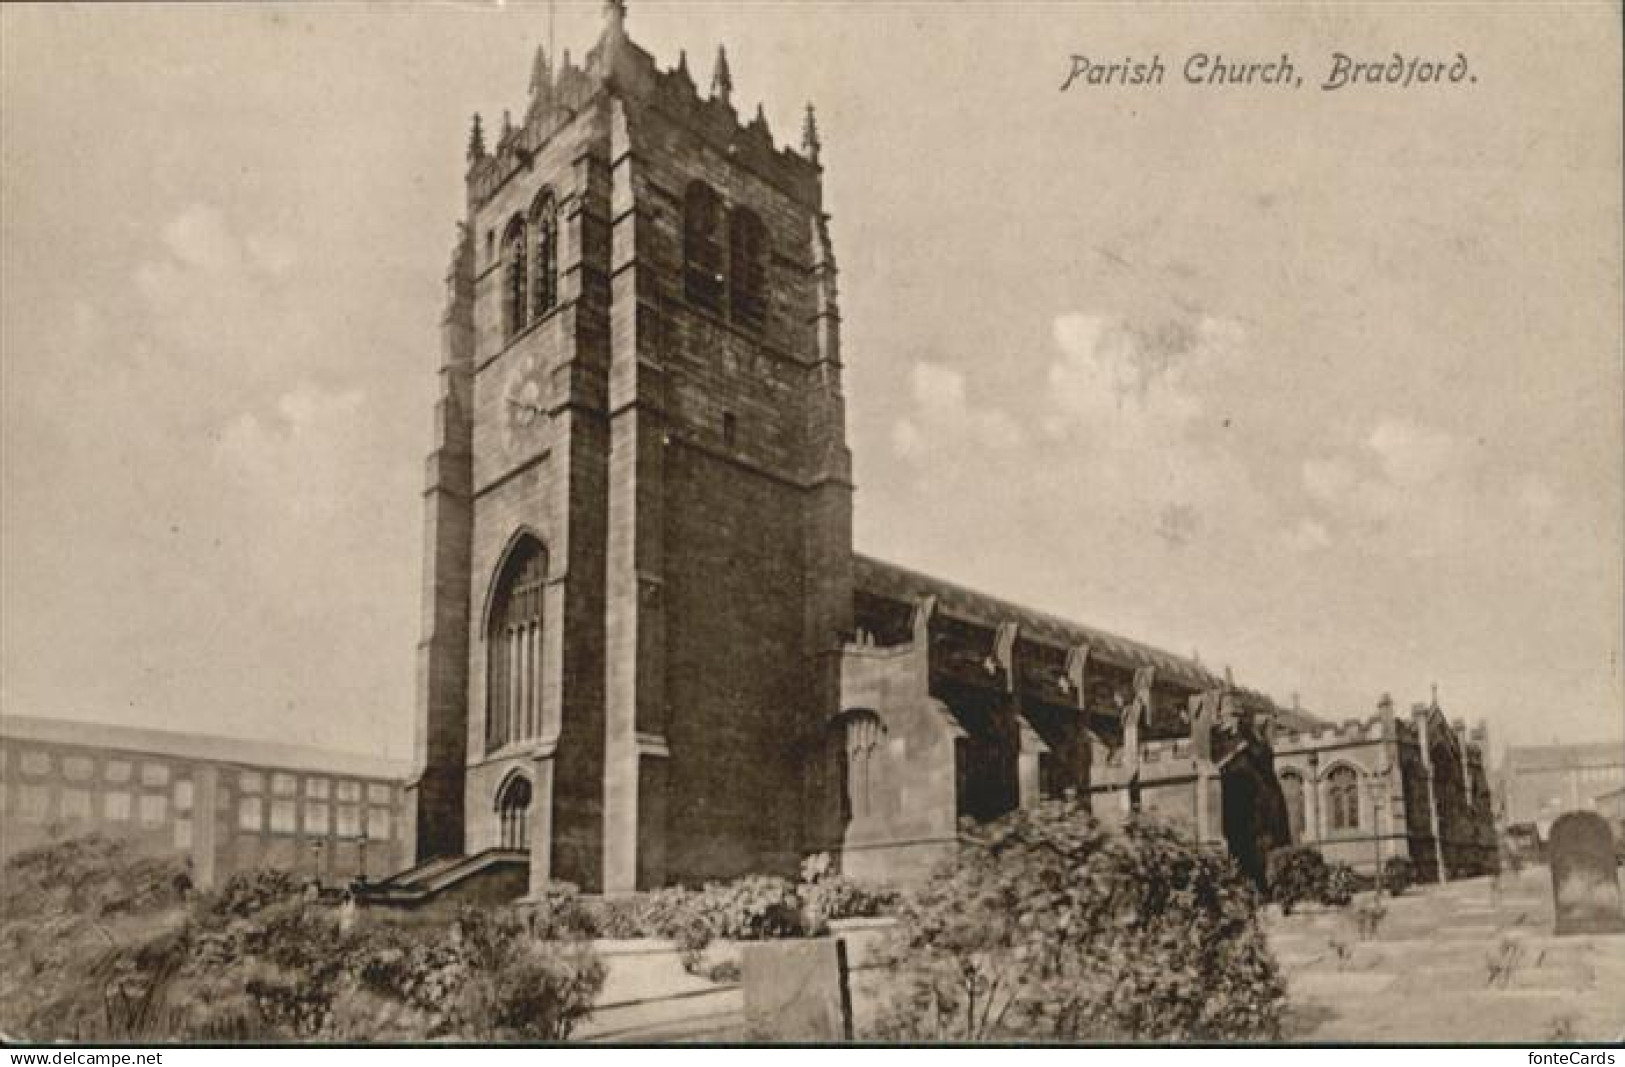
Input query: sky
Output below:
<box><xmin>2</xmin><ymin>2</ymin><xmax>1620</xmax><ymax>764</ymax></box>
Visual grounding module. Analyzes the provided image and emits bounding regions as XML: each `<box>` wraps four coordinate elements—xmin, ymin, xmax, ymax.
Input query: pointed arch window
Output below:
<box><xmin>496</xmin><ymin>773</ymin><xmax>532</xmax><ymax>851</ymax></box>
<box><xmin>1326</xmin><ymin>765</ymin><xmax>1361</xmax><ymax>832</ymax></box>
<box><xmin>729</xmin><ymin>207</ymin><xmax>767</xmax><ymax>327</ymax></box>
<box><xmin>486</xmin><ymin>538</ymin><xmax>546</xmax><ymax>752</ymax></box>
<box><xmin>1280</xmin><ymin>770</ymin><xmax>1306</xmax><ymax>842</ymax></box>
<box><xmin>502</xmin><ymin>215</ymin><xmax>528</xmax><ymax>339</ymax></box>
<box><xmin>683</xmin><ymin>180</ymin><xmax>725</xmax><ymax>312</ymax></box>
<box><xmin>531</xmin><ymin>191</ymin><xmax>559</xmax><ymax>319</ymax></box>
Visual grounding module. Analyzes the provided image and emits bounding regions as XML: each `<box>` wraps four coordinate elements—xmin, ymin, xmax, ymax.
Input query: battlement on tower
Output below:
<box><xmin>466</xmin><ymin>3</ymin><xmax>822</xmax><ymax>212</ymax></box>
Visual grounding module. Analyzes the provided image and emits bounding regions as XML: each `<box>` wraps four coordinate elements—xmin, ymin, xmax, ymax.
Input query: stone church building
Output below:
<box><xmin>391</xmin><ymin>3</ymin><xmax>1495</xmax><ymax>901</ymax></box>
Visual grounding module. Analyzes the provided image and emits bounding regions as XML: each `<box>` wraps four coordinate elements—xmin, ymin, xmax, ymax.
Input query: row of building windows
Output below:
<box><xmin>2</xmin><ymin>780</ymin><xmax>392</xmax><ymax>843</ymax></box>
<box><xmin>2</xmin><ymin>748</ymin><xmax>393</xmax><ymax>805</ymax></box>
<box><xmin>3</xmin><ymin>749</ymin><xmax>173</xmax><ymax>786</ymax></box>
<box><xmin>236</xmin><ymin>769</ymin><xmax>390</xmax><ymax>804</ymax></box>
<box><xmin>235</xmin><ymin>795</ymin><xmax>392</xmax><ymax>840</ymax></box>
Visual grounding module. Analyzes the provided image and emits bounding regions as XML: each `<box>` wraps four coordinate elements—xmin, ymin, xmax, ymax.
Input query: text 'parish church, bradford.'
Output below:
<box><xmin>393</xmin><ymin>2</ymin><xmax>1497</xmax><ymax>903</ymax></box>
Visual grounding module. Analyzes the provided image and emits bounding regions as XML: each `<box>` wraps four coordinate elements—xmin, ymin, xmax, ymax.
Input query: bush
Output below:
<box><xmin>1</xmin><ymin>838</ymin><xmax>606</xmax><ymax>1042</ymax></box>
<box><xmin>871</xmin><ymin>801</ymin><xmax>1285</xmax><ymax>1042</ymax></box>
<box><xmin>1382</xmin><ymin>857</ymin><xmax>1414</xmax><ymax>896</ymax></box>
<box><xmin>801</xmin><ymin>874</ymin><xmax>897</xmax><ymax>935</ymax></box>
<box><xmin>1266</xmin><ymin>846</ymin><xmax>1331</xmax><ymax>914</ymax></box>
<box><xmin>517</xmin><ymin>881</ymin><xmax>596</xmax><ymax>941</ymax></box>
<box><xmin>1321</xmin><ymin>862</ymin><xmax>1358</xmax><ymax>907</ymax></box>
<box><xmin>798</xmin><ymin>852</ymin><xmax>897</xmax><ymax>934</ymax></box>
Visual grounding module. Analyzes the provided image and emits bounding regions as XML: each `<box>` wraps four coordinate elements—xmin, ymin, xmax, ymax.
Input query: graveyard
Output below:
<box><xmin>576</xmin><ymin>820</ymin><xmax>1625</xmax><ymax>1043</ymax></box>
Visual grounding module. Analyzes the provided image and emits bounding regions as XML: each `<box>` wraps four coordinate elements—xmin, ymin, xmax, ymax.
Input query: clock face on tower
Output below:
<box><xmin>501</xmin><ymin>352</ymin><xmax>545</xmax><ymax>456</ymax></box>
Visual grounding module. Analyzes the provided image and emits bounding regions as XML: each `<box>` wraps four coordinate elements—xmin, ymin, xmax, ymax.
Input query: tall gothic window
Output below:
<box><xmin>837</xmin><ymin>711</ymin><xmax>884</xmax><ymax>821</ymax></box>
<box><xmin>683</xmin><ymin>180</ymin><xmax>725</xmax><ymax>312</ymax></box>
<box><xmin>1326</xmin><ymin>765</ymin><xmax>1361</xmax><ymax>832</ymax></box>
<box><xmin>1280</xmin><ymin>770</ymin><xmax>1306</xmax><ymax>842</ymax></box>
<box><xmin>496</xmin><ymin>773</ymin><xmax>532</xmax><ymax>851</ymax></box>
<box><xmin>531</xmin><ymin>191</ymin><xmax>558</xmax><ymax>319</ymax></box>
<box><xmin>486</xmin><ymin>538</ymin><xmax>546</xmax><ymax>752</ymax></box>
<box><xmin>728</xmin><ymin>207</ymin><xmax>767</xmax><ymax>327</ymax></box>
<box><xmin>503</xmin><ymin>215</ymin><xmax>528</xmax><ymax>339</ymax></box>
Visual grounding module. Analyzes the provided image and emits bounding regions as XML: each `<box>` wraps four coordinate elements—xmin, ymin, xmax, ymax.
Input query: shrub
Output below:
<box><xmin>798</xmin><ymin>852</ymin><xmax>897</xmax><ymax>934</ymax></box>
<box><xmin>1266</xmin><ymin>846</ymin><xmax>1330</xmax><ymax>914</ymax></box>
<box><xmin>871</xmin><ymin>801</ymin><xmax>1286</xmax><ymax>1042</ymax></box>
<box><xmin>691</xmin><ymin>875</ymin><xmax>803</xmax><ymax>941</ymax></box>
<box><xmin>1382</xmin><ymin>857</ymin><xmax>1414</xmax><ymax>896</ymax></box>
<box><xmin>516</xmin><ymin>881</ymin><xmax>596</xmax><ymax>940</ymax></box>
<box><xmin>1321</xmin><ymin>862</ymin><xmax>1358</xmax><ymax>907</ymax></box>
<box><xmin>2</xmin><ymin>838</ymin><xmax>607</xmax><ymax>1043</ymax></box>
<box><xmin>801</xmin><ymin>875</ymin><xmax>897</xmax><ymax>935</ymax></box>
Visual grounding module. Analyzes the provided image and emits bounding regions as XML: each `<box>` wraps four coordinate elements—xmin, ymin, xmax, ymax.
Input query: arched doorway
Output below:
<box><xmin>496</xmin><ymin>773</ymin><xmax>533</xmax><ymax>851</ymax></box>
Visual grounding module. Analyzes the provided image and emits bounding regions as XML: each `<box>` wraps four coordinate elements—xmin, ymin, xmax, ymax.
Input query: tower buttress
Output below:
<box><xmin>408</xmin><ymin>224</ymin><xmax>476</xmax><ymax>863</ymax></box>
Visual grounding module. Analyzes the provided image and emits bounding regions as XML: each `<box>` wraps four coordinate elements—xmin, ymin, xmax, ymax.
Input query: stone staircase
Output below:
<box><xmin>1267</xmin><ymin>867</ymin><xmax>1625</xmax><ymax>1042</ymax></box>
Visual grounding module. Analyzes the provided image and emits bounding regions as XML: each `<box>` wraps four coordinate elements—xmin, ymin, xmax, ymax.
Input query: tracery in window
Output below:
<box><xmin>487</xmin><ymin>537</ymin><xmax>547</xmax><ymax>751</ymax></box>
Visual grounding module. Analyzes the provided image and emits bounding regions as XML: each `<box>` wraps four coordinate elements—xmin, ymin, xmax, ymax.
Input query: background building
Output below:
<box><xmin>1</xmin><ymin>714</ymin><xmax>408</xmax><ymax>888</ymax></box>
<box><xmin>1499</xmin><ymin>741</ymin><xmax>1625</xmax><ymax>835</ymax></box>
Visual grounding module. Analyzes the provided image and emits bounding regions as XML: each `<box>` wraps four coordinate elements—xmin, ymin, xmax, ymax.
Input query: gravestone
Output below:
<box><xmin>740</xmin><ymin>938</ymin><xmax>852</xmax><ymax>1041</ymax></box>
<box><xmin>1547</xmin><ymin>811</ymin><xmax>1625</xmax><ymax>936</ymax></box>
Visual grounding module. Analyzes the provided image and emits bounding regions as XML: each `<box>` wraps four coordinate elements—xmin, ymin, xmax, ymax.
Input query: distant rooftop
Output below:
<box><xmin>1502</xmin><ymin>741</ymin><xmax>1625</xmax><ymax>772</ymax></box>
<box><xmin>0</xmin><ymin>713</ymin><xmax>410</xmax><ymax>781</ymax></box>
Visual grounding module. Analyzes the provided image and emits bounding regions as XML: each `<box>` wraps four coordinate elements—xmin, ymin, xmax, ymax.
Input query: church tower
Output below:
<box><xmin>407</xmin><ymin>1</ymin><xmax>852</xmax><ymax>893</ymax></box>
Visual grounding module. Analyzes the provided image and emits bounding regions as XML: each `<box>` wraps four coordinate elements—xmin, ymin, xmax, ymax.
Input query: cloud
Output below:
<box><xmin>215</xmin><ymin>382</ymin><xmax>370</xmax><ymax>521</ymax></box>
<box><xmin>1367</xmin><ymin>418</ymin><xmax>1465</xmax><ymax>487</ymax></box>
<box><xmin>892</xmin><ymin>360</ymin><xmax>1024</xmax><ymax>461</ymax></box>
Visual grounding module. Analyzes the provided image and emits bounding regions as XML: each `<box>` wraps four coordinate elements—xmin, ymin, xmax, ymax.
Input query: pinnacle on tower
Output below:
<box><xmin>604</xmin><ymin>0</ymin><xmax>627</xmax><ymax>32</ymax></box>
<box><xmin>711</xmin><ymin>45</ymin><xmax>733</xmax><ymax>105</ymax></box>
<box><xmin>529</xmin><ymin>43</ymin><xmax>552</xmax><ymax>97</ymax></box>
<box><xmin>500</xmin><ymin>109</ymin><xmax>514</xmax><ymax>141</ymax></box>
<box><xmin>801</xmin><ymin>102</ymin><xmax>821</xmax><ymax>164</ymax></box>
<box><xmin>467</xmin><ymin>113</ymin><xmax>486</xmax><ymax>162</ymax></box>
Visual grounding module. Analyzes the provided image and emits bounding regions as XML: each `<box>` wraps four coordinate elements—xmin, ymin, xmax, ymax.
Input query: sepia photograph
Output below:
<box><xmin>1</xmin><ymin>0</ymin><xmax>1621</xmax><ymax>1049</ymax></box>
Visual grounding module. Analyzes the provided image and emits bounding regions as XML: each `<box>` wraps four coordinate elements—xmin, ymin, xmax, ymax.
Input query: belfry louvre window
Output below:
<box><xmin>487</xmin><ymin>538</ymin><xmax>547</xmax><ymax>751</ymax></box>
<box><xmin>729</xmin><ymin>207</ymin><xmax>767</xmax><ymax>326</ymax></box>
<box><xmin>531</xmin><ymin>191</ymin><xmax>559</xmax><ymax>319</ymax></box>
<box><xmin>503</xmin><ymin>215</ymin><xmax>529</xmax><ymax>339</ymax></box>
<box><xmin>1326</xmin><ymin>765</ymin><xmax>1361</xmax><ymax>832</ymax></box>
<box><xmin>683</xmin><ymin>181</ymin><xmax>725</xmax><ymax>312</ymax></box>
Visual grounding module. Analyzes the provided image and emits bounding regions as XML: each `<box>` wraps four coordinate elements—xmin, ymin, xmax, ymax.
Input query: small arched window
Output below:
<box><xmin>683</xmin><ymin>181</ymin><xmax>725</xmax><ymax>312</ymax></box>
<box><xmin>486</xmin><ymin>537</ymin><xmax>546</xmax><ymax>752</ymax></box>
<box><xmin>531</xmin><ymin>192</ymin><xmax>559</xmax><ymax>319</ymax></box>
<box><xmin>729</xmin><ymin>207</ymin><xmax>767</xmax><ymax>327</ymax></box>
<box><xmin>495</xmin><ymin>773</ymin><xmax>532</xmax><ymax>851</ymax></box>
<box><xmin>1280</xmin><ymin>770</ymin><xmax>1306</xmax><ymax>842</ymax></box>
<box><xmin>502</xmin><ymin>216</ymin><xmax>529</xmax><ymax>339</ymax></box>
<box><xmin>837</xmin><ymin>711</ymin><xmax>884</xmax><ymax>821</ymax></box>
<box><xmin>1326</xmin><ymin>765</ymin><xmax>1361</xmax><ymax>832</ymax></box>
